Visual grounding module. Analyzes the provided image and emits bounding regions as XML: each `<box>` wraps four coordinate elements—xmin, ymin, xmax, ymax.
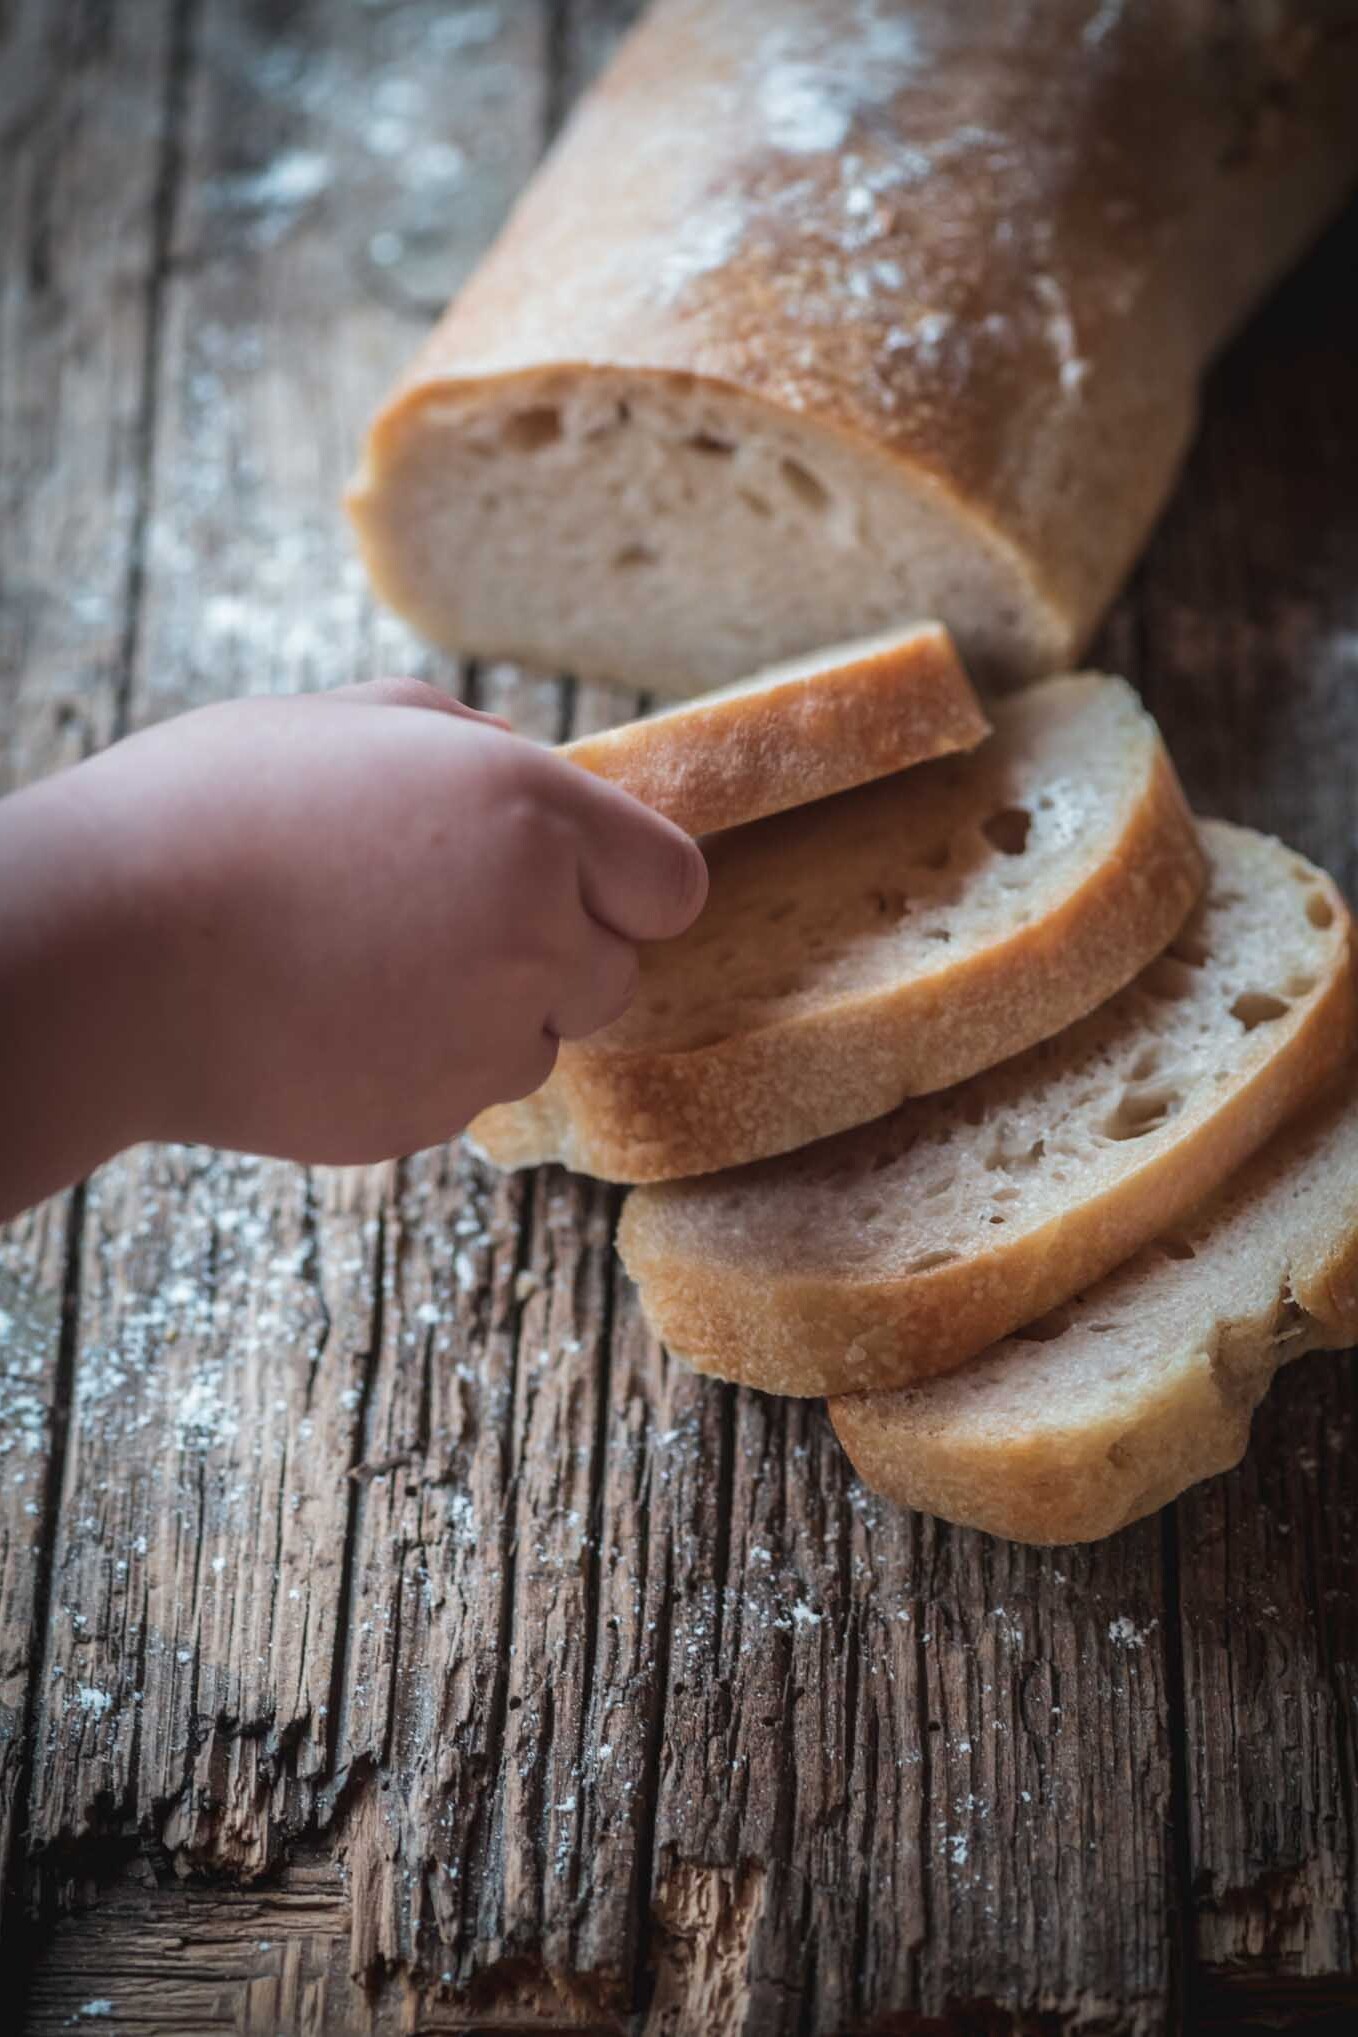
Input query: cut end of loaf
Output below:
<box><xmin>557</xmin><ymin>620</ymin><xmax>990</xmax><ymax>838</ymax></box>
<box><xmin>348</xmin><ymin>370</ymin><xmax>1069</xmax><ymax>695</ymax></box>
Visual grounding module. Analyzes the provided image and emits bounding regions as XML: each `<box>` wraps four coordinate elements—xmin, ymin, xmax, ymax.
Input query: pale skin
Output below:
<box><xmin>0</xmin><ymin>677</ymin><xmax>709</xmax><ymax>1223</ymax></box>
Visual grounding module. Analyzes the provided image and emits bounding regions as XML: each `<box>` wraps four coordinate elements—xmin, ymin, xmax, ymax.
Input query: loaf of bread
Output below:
<box><xmin>619</xmin><ymin>825</ymin><xmax>1355</xmax><ymax>1395</ymax></box>
<box><xmin>469</xmin><ymin>676</ymin><xmax>1203</xmax><ymax>1181</ymax></box>
<box><xmin>348</xmin><ymin>0</ymin><xmax>1358</xmax><ymax>693</ymax></box>
<box><xmin>560</xmin><ymin>622</ymin><xmax>987</xmax><ymax>836</ymax></box>
<box><xmin>830</xmin><ymin>1073</ymin><xmax>1358</xmax><ymax>1544</ymax></box>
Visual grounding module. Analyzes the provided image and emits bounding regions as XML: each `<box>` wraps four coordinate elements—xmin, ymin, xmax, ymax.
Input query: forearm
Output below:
<box><xmin>0</xmin><ymin>765</ymin><xmax>163</xmax><ymax>1220</ymax></box>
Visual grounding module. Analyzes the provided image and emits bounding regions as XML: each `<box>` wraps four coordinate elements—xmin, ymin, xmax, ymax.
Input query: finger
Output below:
<box><xmin>322</xmin><ymin>677</ymin><xmax>510</xmax><ymax>728</ymax></box>
<box><xmin>544</xmin><ymin>919</ymin><xmax>641</xmax><ymax>1042</ymax></box>
<box><xmin>558</xmin><ymin>766</ymin><xmax>708</xmax><ymax>943</ymax></box>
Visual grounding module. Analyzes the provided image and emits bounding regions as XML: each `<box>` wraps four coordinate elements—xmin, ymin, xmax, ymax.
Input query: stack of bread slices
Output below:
<box><xmin>469</xmin><ymin>624</ymin><xmax>1358</xmax><ymax>1545</ymax></box>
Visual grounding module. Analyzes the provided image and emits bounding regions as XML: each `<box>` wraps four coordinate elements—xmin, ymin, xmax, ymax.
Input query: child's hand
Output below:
<box><xmin>0</xmin><ymin>680</ymin><xmax>708</xmax><ymax>1211</ymax></box>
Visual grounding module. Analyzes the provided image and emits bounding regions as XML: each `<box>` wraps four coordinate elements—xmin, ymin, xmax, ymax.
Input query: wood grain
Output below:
<box><xmin>2</xmin><ymin>1</ymin><xmax>1356</xmax><ymax>2031</ymax></box>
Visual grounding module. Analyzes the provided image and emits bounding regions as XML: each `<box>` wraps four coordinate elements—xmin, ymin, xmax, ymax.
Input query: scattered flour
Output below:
<box><xmin>215</xmin><ymin>148</ymin><xmax>332</xmax><ymax>211</ymax></box>
<box><xmin>1034</xmin><ymin>273</ymin><xmax>1089</xmax><ymax>395</ymax></box>
<box><xmin>1108</xmin><ymin>1616</ymin><xmax>1158</xmax><ymax>1648</ymax></box>
<box><xmin>758</xmin><ymin>6</ymin><xmax>922</xmax><ymax>156</ymax></box>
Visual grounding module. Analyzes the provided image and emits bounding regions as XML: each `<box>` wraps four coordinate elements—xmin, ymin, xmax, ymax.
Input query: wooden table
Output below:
<box><xmin>2</xmin><ymin>4</ymin><xmax>1356</xmax><ymax>2031</ymax></box>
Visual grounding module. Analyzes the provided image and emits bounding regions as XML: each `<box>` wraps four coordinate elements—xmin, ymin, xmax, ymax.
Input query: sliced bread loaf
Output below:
<box><xmin>469</xmin><ymin>676</ymin><xmax>1203</xmax><ymax>1182</ymax></box>
<box><xmin>618</xmin><ymin>824</ymin><xmax>1355</xmax><ymax>1396</ymax></box>
<box><xmin>560</xmin><ymin>622</ymin><xmax>987</xmax><ymax>837</ymax></box>
<box><xmin>829</xmin><ymin>1074</ymin><xmax>1358</xmax><ymax>1545</ymax></box>
<box><xmin>348</xmin><ymin>1</ymin><xmax>1358</xmax><ymax>692</ymax></box>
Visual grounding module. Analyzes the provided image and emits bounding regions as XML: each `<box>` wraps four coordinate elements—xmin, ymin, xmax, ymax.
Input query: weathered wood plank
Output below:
<box><xmin>16</xmin><ymin>0</ymin><xmax>550</xmax><ymax>2002</ymax></box>
<box><xmin>21</xmin><ymin>1851</ymin><xmax>389</xmax><ymax>2037</ymax></box>
<box><xmin>1132</xmin><ymin>201</ymin><xmax>1358</xmax><ymax>2023</ymax></box>
<box><xmin>0</xmin><ymin>0</ymin><xmax>180</xmax><ymax>788</ymax></box>
<box><xmin>0</xmin><ymin>0</ymin><xmax>182</xmax><ymax>1945</ymax></box>
<box><xmin>132</xmin><ymin>0</ymin><xmax>546</xmax><ymax>720</ymax></box>
<box><xmin>0</xmin><ymin>1199</ymin><xmax>75</xmax><ymax>1930</ymax></box>
<box><xmin>25</xmin><ymin>1145</ymin><xmax>381</xmax><ymax>1892</ymax></box>
<box><xmin>1180</xmin><ymin>1363</ymin><xmax>1358</xmax><ymax>2025</ymax></box>
<box><xmin>630</xmin><ymin>1366</ymin><xmax>1176</xmax><ymax>2035</ymax></box>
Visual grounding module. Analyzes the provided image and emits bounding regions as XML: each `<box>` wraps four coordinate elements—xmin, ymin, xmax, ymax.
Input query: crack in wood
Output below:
<box><xmin>322</xmin><ymin>1204</ymin><xmax>389</xmax><ymax>1792</ymax></box>
<box><xmin>113</xmin><ymin>0</ymin><xmax>199</xmax><ymax>744</ymax></box>
<box><xmin>1160</xmin><ymin>1503</ymin><xmax>1197</xmax><ymax>2031</ymax></box>
<box><xmin>2</xmin><ymin>1188</ymin><xmax>84</xmax><ymax>1998</ymax></box>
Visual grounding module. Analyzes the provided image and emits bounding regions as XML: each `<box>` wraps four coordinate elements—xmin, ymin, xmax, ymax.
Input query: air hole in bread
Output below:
<box><xmin>1286</xmin><ymin>973</ymin><xmax>1316</xmax><ymax>998</ymax></box>
<box><xmin>502</xmin><ymin>406</ymin><xmax>563</xmax><ymax>452</ymax></box>
<box><xmin>1157</xmin><ymin>1235</ymin><xmax>1197</xmax><ymax>1261</ymax></box>
<box><xmin>925</xmin><ymin>927</ymin><xmax>952</xmax><ymax>943</ymax></box>
<box><xmin>1104</xmin><ymin>1083</ymin><xmax>1180</xmax><ymax>1141</ymax></box>
<box><xmin>903</xmin><ymin>1249</ymin><xmax>959</xmax><ymax>1275</ymax></box>
<box><xmin>1142</xmin><ymin>956</ymin><xmax>1198</xmax><ymax>1002</ymax></box>
<box><xmin>987</xmin><ymin>1213</ymin><xmax>1007</xmax><ymax>1226</ymax></box>
<box><xmin>1307</xmin><ymin>891</ymin><xmax>1336</xmax><ymax>929</ymax></box>
<box><xmin>1131</xmin><ymin>1047</ymin><xmax>1162</xmax><ymax>1082</ymax></box>
<box><xmin>780</xmin><ymin>457</ymin><xmax>831</xmax><ymax>511</ymax></box>
<box><xmin>688</xmin><ymin>432</ymin><xmax>736</xmax><ymax>457</ymax></box>
<box><xmin>614</xmin><ymin>544</ymin><xmax>657</xmax><ymax>568</ymax></box>
<box><xmin>1230</xmin><ymin>990</ymin><xmax>1289</xmax><ymax>1032</ymax></box>
<box><xmin>870</xmin><ymin>887</ymin><xmax>909</xmax><ymax>922</ymax></box>
<box><xmin>982</xmin><ymin>805</ymin><xmax>1032</xmax><ymax>856</ymax></box>
<box><xmin>1168</xmin><ymin>930</ymin><xmax>1210</xmax><ymax>968</ymax></box>
<box><xmin>1012</xmin><ymin>1307</ymin><xmax>1073</xmax><ymax>1343</ymax></box>
<box><xmin>991</xmin><ymin>1185</ymin><xmax>1021</xmax><ymax>1203</ymax></box>
<box><xmin>739</xmin><ymin>488</ymin><xmax>772</xmax><ymax>519</ymax></box>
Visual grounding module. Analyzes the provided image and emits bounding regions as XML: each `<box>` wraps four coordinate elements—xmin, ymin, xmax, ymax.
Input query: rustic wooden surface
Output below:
<box><xmin>1</xmin><ymin>2</ymin><xmax>1356</xmax><ymax>2032</ymax></box>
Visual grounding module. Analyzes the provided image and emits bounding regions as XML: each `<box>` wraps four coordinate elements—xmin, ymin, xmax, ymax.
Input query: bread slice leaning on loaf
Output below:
<box><xmin>560</xmin><ymin>622</ymin><xmax>987</xmax><ymax>837</ymax></box>
<box><xmin>348</xmin><ymin>0</ymin><xmax>1358</xmax><ymax>693</ymax></box>
<box><xmin>619</xmin><ymin>825</ymin><xmax>1356</xmax><ymax>1396</ymax></box>
<box><xmin>470</xmin><ymin>676</ymin><xmax>1203</xmax><ymax>1181</ymax></box>
<box><xmin>830</xmin><ymin>1073</ymin><xmax>1358</xmax><ymax>1545</ymax></box>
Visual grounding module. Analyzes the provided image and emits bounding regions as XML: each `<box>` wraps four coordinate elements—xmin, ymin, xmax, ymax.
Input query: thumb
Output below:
<box><xmin>320</xmin><ymin>677</ymin><xmax>510</xmax><ymax>729</ymax></box>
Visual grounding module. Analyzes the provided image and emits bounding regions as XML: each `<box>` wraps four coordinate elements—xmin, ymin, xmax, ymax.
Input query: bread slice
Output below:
<box><xmin>559</xmin><ymin>622</ymin><xmax>988</xmax><ymax>837</ymax></box>
<box><xmin>469</xmin><ymin>676</ymin><xmax>1203</xmax><ymax>1182</ymax></box>
<box><xmin>829</xmin><ymin>1074</ymin><xmax>1358</xmax><ymax>1545</ymax></box>
<box><xmin>619</xmin><ymin>824</ymin><xmax>1355</xmax><ymax>1396</ymax></box>
<box><xmin>348</xmin><ymin>1</ymin><xmax>1358</xmax><ymax>693</ymax></box>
